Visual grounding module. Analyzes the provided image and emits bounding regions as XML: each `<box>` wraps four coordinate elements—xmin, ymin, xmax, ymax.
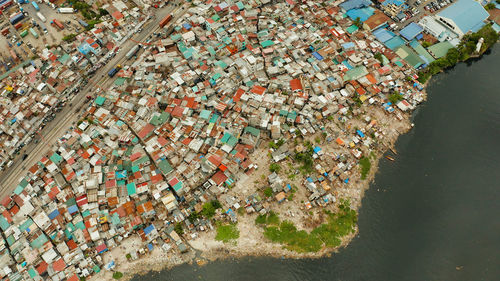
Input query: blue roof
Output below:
<box><xmin>48</xmin><ymin>210</ymin><xmax>60</xmax><ymax>220</ymax></box>
<box><xmin>346</xmin><ymin>7</ymin><xmax>375</xmax><ymax>22</ymax></box>
<box><xmin>373</xmin><ymin>28</ymin><xmax>395</xmax><ymax>43</ymax></box>
<box><xmin>144</xmin><ymin>224</ymin><xmax>155</xmax><ymax>235</ymax></box>
<box><xmin>400</xmin><ymin>22</ymin><xmax>423</xmax><ymax>41</ymax></box>
<box><xmin>382</xmin><ymin>0</ymin><xmax>406</xmax><ymax>7</ymax></box>
<box><xmin>437</xmin><ymin>0</ymin><xmax>489</xmax><ymax>34</ymax></box>
<box><xmin>342</xmin><ymin>42</ymin><xmax>356</xmax><ymax>50</ymax></box>
<box><xmin>312</xmin><ymin>52</ymin><xmax>324</xmax><ymax>60</ymax></box>
<box><xmin>68</xmin><ymin>205</ymin><xmax>78</xmax><ymax>214</ymax></box>
<box><xmin>339</xmin><ymin>0</ymin><xmax>372</xmax><ymax>11</ymax></box>
<box><xmin>384</xmin><ymin>36</ymin><xmax>406</xmax><ymax>50</ymax></box>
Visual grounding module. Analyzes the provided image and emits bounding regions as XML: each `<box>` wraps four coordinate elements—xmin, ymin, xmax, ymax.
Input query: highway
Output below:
<box><xmin>0</xmin><ymin>3</ymin><xmax>186</xmax><ymax>200</ymax></box>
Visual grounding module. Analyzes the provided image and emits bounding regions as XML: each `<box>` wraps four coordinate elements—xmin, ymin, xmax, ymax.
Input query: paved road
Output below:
<box><xmin>0</xmin><ymin>3</ymin><xmax>186</xmax><ymax>199</ymax></box>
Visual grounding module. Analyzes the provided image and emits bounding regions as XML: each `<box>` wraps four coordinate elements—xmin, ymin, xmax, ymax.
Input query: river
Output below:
<box><xmin>132</xmin><ymin>45</ymin><xmax>500</xmax><ymax>281</ymax></box>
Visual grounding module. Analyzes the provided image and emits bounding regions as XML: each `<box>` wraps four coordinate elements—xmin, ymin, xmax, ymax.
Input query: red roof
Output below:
<box><xmin>138</xmin><ymin>123</ymin><xmax>155</xmax><ymax>139</ymax></box>
<box><xmin>67</xmin><ymin>274</ymin><xmax>80</xmax><ymax>281</ymax></box>
<box><xmin>112</xmin><ymin>11</ymin><xmax>124</xmax><ymax>20</ymax></box>
<box><xmin>36</xmin><ymin>261</ymin><xmax>48</xmax><ymax>275</ymax></box>
<box><xmin>233</xmin><ymin>88</ymin><xmax>244</xmax><ymax>102</ymax></box>
<box><xmin>52</xmin><ymin>258</ymin><xmax>66</xmax><ymax>272</ymax></box>
<box><xmin>290</xmin><ymin>78</ymin><xmax>303</xmax><ymax>91</ymax></box>
<box><xmin>211</xmin><ymin>170</ymin><xmax>228</xmax><ymax>186</ymax></box>
<box><xmin>251</xmin><ymin>85</ymin><xmax>266</xmax><ymax>95</ymax></box>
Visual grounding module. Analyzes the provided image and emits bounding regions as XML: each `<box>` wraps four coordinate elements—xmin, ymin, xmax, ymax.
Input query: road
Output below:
<box><xmin>0</xmin><ymin>3</ymin><xmax>186</xmax><ymax>200</ymax></box>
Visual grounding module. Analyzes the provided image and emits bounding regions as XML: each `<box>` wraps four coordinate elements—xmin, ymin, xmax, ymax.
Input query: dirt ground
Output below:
<box><xmin>0</xmin><ymin>2</ymin><xmax>83</xmax><ymax>59</ymax></box>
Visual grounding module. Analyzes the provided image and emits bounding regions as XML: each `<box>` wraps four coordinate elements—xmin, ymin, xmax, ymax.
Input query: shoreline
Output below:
<box><xmin>92</xmin><ymin>98</ymin><xmax>420</xmax><ymax>281</ymax></box>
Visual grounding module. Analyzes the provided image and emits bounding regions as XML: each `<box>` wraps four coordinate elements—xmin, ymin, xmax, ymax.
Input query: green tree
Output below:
<box><xmin>62</xmin><ymin>33</ymin><xmax>77</xmax><ymax>42</ymax></box>
<box><xmin>174</xmin><ymin>222</ymin><xmax>184</xmax><ymax>235</ymax></box>
<box><xmin>485</xmin><ymin>3</ymin><xmax>496</xmax><ymax>9</ymax></box>
<box><xmin>353</xmin><ymin>17</ymin><xmax>362</xmax><ymax>28</ymax></box>
<box><xmin>269</xmin><ymin>163</ymin><xmax>281</xmax><ymax>173</ymax></box>
<box><xmin>373</xmin><ymin>53</ymin><xmax>383</xmax><ymax>64</ymax></box>
<box><xmin>421</xmin><ymin>41</ymin><xmax>431</xmax><ymax>48</ymax></box>
<box><xmin>445</xmin><ymin>48</ymin><xmax>460</xmax><ymax>65</ymax></box>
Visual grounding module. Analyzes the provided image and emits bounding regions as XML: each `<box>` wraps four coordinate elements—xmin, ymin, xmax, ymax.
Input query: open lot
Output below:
<box><xmin>0</xmin><ymin>2</ymin><xmax>83</xmax><ymax>59</ymax></box>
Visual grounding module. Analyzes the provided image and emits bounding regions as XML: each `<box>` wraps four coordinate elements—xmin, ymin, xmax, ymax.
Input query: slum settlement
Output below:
<box><xmin>0</xmin><ymin>0</ymin><xmax>498</xmax><ymax>280</ymax></box>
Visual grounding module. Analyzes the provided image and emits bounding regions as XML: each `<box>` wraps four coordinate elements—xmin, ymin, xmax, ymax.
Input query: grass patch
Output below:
<box><xmin>112</xmin><ymin>272</ymin><xmax>123</xmax><ymax>279</ymax></box>
<box><xmin>258</xmin><ymin>201</ymin><xmax>357</xmax><ymax>253</ymax></box>
<box><xmin>263</xmin><ymin>187</ymin><xmax>273</xmax><ymax>198</ymax></box>
<box><xmin>359</xmin><ymin>157</ymin><xmax>371</xmax><ymax>180</ymax></box>
<box><xmin>215</xmin><ymin>222</ymin><xmax>240</xmax><ymax>243</ymax></box>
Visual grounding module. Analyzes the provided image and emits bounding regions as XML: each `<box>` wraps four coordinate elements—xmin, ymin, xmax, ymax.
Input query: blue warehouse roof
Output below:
<box><xmin>437</xmin><ymin>0</ymin><xmax>489</xmax><ymax>34</ymax></box>
<box><xmin>400</xmin><ymin>22</ymin><xmax>424</xmax><ymax>41</ymax></box>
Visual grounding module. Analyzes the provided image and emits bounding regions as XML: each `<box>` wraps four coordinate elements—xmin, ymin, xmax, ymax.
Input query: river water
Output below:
<box><xmin>133</xmin><ymin>46</ymin><xmax>500</xmax><ymax>281</ymax></box>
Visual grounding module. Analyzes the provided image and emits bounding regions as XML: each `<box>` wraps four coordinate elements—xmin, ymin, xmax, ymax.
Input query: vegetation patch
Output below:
<box><xmin>174</xmin><ymin>222</ymin><xmax>184</xmax><ymax>235</ymax></box>
<box><xmin>215</xmin><ymin>222</ymin><xmax>240</xmax><ymax>243</ymax></box>
<box><xmin>418</xmin><ymin>25</ymin><xmax>499</xmax><ymax>83</ymax></box>
<box><xmin>112</xmin><ymin>272</ymin><xmax>123</xmax><ymax>279</ymax></box>
<box><xmin>388</xmin><ymin>92</ymin><xmax>404</xmax><ymax>104</ymax></box>
<box><xmin>359</xmin><ymin>157</ymin><xmax>371</xmax><ymax>180</ymax></box>
<box><xmin>263</xmin><ymin>187</ymin><xmax>273</xmax><ymax>198</ymax></box>
<box><xmin>269</xmin><ymin>163</ymin><xmax>281</xmax><ymax>173</ymax></box>
<box><xmin>294</xmin><ymin>142</ymin><xmax>314</xmax><ymax>174</ymax></box>
<box><xmin>256</xmin><ymin>201</ymin><xmax>357</xmax><ymax>253</ymax></box>
<box><xmin>201</xmin><ymin>200</ymin><xmax>222</xmax><ymax>218</ymax></box>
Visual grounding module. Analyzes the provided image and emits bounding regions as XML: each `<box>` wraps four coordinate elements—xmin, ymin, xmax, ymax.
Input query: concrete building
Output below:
<box><xmin>435</xmin><ymin>0</ymin><xmax>489</xmax><ymax>37</ymax></box>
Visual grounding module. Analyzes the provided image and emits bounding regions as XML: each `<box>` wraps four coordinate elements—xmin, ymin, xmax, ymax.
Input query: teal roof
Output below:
<box><xmin>127</xmin><ymin>182</ymin><xmax>137</xmax><ymax>196</ymax></box>
<box><xmin>95</xmin><ymin>96</ymin><xmax>106</xmax><ymax>106</ymax></box>
<box><xmin>346</xmin><ymin>25</ymin><xmax>359</xmax><ymax>34</ymax></box>
<box><xmin>0</xmin><ymin>216</ymin><xmax>10</xmax><ymax>231</ymax></box>
<box><xmin>50</xmin><ymin>153</ymin><xmax>63</xmax><ymax>164</ymax></box>
<box><xmin>261</xmin><ymin>40</ymin><xmax>275</xmax><ymax>48</ymax></box>
<box><xmin>244</xmin><ymin>126</ymin><xmax>260</xmax><ymax>137</ymax></box>
<box><xmin>30</xmin><ymin>233</ymin><xmax>48</xmax><ymax>249</ymax></box>
<box><xmin>200</xmin><ymin>109</ymin><xmax>211</xmax><ymax>120</ymax></box>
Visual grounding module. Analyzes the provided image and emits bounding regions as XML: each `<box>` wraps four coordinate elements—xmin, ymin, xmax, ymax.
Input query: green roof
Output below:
<box><xmin>30</xmin><ymin>233</ymin><xmax>48</xmax><ymax>249</ymax></box>
<box><xmin>343</xmin><ymin>66</ymin><xmax>369</xmax><ymax>82</ymax></box>
<box><xmin>158</xmin><ymin>160</ymin><xmax>173</xmax><ymax>175</ymax></box>
<box><xmin>410</xmin><ymin>40</ymin><xmax>435</xmax><ymax>64</ymax></box>
<box><xmin>244</xmin><ymin>126</ymin><xmax>260</xmax><ymax>137</ymax></box>
<box><xmin>150</xmin><ymin>112</ymin><xmax>170</xmax><ymax>126</ymax></box>
<box><xmin>395</xmin><ymin>46</ymin><xmax>425</xmax><ymax>69</ymax></box>
<box><xmin>427</xmin><ymin>41</ymin><xmax>454</xmax><ymax>59</ymax></box>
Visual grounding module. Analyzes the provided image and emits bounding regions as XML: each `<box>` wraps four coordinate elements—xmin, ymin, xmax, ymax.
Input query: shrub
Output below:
<box><xmin>269</xmin><ymin>163</ymin><xmax>281</xmax><ymax>173</ymax></box>
<box><xmin>174</xmin><ymin>223</ymin><xmax>184</xmax><ymax>235</ymax></box>
<box><xmin>112</xmin><ymin>272</ymin><xmax>123</xmax><ymax>279</ymax></box>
